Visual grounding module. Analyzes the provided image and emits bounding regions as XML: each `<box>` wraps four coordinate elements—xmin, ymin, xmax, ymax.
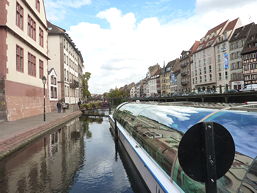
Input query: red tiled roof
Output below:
<box><xmin>205</xmin><ymin>20</ymin><xmax>228</xmax><ymax>37</ymax></box>
<box><xmin>195</xmin><ymin>20</ymin><xmax>229</xmax><ymax>52</ymax></box>
<box><xmin>224</xmin><ymin>18</ymin><xmax>239</xmax><ymax>31</ymax></box>
<box><xmin>190</xmin><ymin>41</ymin><xmax>200</xmax><ymax>53</ymax></box>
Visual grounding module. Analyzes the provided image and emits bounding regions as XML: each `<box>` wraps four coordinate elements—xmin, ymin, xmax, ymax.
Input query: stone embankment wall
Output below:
<box><xmin>0</xmin><ymin>79</ymin><xmax>6</xmax><ymax>122</ymax></box>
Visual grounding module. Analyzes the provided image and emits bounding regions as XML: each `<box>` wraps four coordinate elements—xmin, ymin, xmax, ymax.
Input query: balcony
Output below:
<box><xmin>69</xmin><ymin>80</ymin><xmax>79</xmax><ymax>89</ymax></box>
<box><xmin>181</xmin><ymin>71</ymin><xmax>188</xmax><ymax>76</ymax></box>
<box><xmin>181</xmin><ymin>80</ymin><xmax>189</xmax><ymax>86</ymax></box>
<box><xmin>180</xmin><ymin>62</ymin><xmax>189</xmax><ymax>68</ymax></box>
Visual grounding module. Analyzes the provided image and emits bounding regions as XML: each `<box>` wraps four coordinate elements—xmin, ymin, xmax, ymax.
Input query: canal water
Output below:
<box><xmin>0</xmin><ymin>116</ymin><xmax>149</xmax><ymax>193</ymax></box>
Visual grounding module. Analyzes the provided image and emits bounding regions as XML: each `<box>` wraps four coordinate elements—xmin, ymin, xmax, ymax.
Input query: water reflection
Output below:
<box><xmin>0</xmin><ymin>118</ymin><xmax>84</xmax><ymax>193</ymax></box>
<box><xmin>0</xmin><ymin>116</ymin><xmax>147</xmax><ymax>193</ymax></box>
<box><xmin>68</xmin><ymin>116</ymin><xmax>137</xmax><ymax>193</ymax></box>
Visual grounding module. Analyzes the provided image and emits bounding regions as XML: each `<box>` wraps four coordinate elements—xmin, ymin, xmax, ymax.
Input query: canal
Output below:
<box><xmin>0</xmin><ymin>116</ymin><xmax>149</xmax><ymax>193</ymax></box>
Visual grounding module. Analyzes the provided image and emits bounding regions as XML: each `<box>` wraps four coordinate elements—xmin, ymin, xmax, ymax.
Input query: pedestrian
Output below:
<box><xmin>57</xmin><ymin>101</ymin><xmax>61</xmax><ymax>113</ymax></box>
<box><xmin>78</xmin><ymin>99</ymin><xmax>81</xmax><ymax>108</ymax></box>
<box><xmin>62</xmin><ymin>101</ymin><xmax>66</xmax><ymax>113</ymax></box>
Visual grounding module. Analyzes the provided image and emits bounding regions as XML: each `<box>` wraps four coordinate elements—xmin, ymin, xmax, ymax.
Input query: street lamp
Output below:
<box><xmin>42</xmin><ymin>76</ymin><xmax>46</xmax><ymax>121</ymax></box>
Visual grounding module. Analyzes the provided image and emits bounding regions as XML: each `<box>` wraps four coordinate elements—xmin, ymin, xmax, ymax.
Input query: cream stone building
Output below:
<box><xmin>214</xmin><ymin>18</ymin><xmax>241</xmax><ymax>92</ymax></box>
<box><xmin>130</xmin><ymin>86</ymin><xmax>136</xmax><ymax>98</ymax></box>
<box><xmin>0</xmin><ymin>0</ymin><xmax>49</xmax><ymax>121</ymax></box>
<box><xmin>160</xmin><ymin>62</ymin><xmax>172</xmax><ymax>96</ymax></box>
<box><xmin>192</xmin><ymin>20</ymin><xmax>229</xmax><ymax>92</ymax></box>
<box><xmin>47</xmin><ymin>22</ymin><xmax>84</xmax><ymax>110</ymax></box>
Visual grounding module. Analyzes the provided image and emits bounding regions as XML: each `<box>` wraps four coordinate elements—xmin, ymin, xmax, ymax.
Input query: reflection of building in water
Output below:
<box><xmin>0</xmin><ymin>118</ymin><xmax>84</xmax><ymax>193</ymax></box>
<box><xmin>114</xmin><ymin>103</ymin><xmax>257</xmax><ymax>193</ymax></box>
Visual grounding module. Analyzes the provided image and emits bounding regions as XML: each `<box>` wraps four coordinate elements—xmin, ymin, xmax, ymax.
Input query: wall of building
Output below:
<box><xmin>215</xmin><ymin>42</ymin><xmax>230</xmax><ymax>91</ymax></box>
<box><xmin>6</xmin><ymin>33</ymin><xmax>48</xmax><ymax>88</ymax></box>
<box><xmin>5</xmin><ymin>80</ymin><xmax>51</xmax><ymax>121</ymax></box>
<box><xmin>192</xmin><ymin>47</ymin><xmax>216</xmax><ymax>91</ymax></box>
<box><xmin>48</xmin><ymin>35</ymin><xmax>61</xmax><ymax>101</ymax></box>
<box><xmin>1</xmin><ymin>0</ymin><xmax>50</xmax><ymax>121</ymax></box>
<box><xmin>6</xmin><ymin>0</ymin><xmax>48</xmax><ymax>56</ymax></box>
<box><xmin>229</xmin><ymin>39</ymin><xmax>245</xmax><ymax>90</ymax></box>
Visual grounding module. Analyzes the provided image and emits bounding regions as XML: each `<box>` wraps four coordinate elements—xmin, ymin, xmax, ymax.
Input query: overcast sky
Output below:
<box><xmin>45</xmin><ymin>0</ymin><xmax>257</xmax><ymax>94</ymax></box>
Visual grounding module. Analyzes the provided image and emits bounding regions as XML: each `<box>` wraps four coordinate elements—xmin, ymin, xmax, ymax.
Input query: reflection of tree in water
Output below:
<box><xmin>80</xmin><ymin>116</ymin><xmax>104</xmax><ymax>138</ymax></box>
<box><xmin>83</xmin><ymin>122</ymin><xmax>92</xmax><ymax>139</ymax></box>
<box><xmin>80</xmin><ymin>116</ymin><xmax>103</xmax><ymax>124</ymax></box>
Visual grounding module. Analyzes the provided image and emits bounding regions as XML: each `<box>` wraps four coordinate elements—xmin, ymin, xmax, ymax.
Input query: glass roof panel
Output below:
<box><xmin>118</xmin><ymin>103</ymin><xmax>257</xmax><ymax>158</ymax></box>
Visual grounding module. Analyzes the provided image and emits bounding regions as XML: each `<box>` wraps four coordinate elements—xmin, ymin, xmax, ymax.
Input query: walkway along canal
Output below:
<box><xmin>0</xmin><ymin>116</ymin><xmax>149</xmax><ymax>193</ymax></box>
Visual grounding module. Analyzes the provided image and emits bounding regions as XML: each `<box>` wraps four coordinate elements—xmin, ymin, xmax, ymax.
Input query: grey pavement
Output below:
<box><xmin>0</xmin><ymin>108</ymin><xmax>78</xmax><ymax>142</ymax></box>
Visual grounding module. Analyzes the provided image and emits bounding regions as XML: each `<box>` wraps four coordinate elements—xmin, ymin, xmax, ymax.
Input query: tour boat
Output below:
<box><xmin>109</xmin><ymin>102</ymin><xmax>257</xmax><ymax>193</ymax></box>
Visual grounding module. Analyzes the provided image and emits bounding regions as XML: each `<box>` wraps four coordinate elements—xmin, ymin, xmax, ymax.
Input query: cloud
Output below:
<box><xmin>196</xmin><ymin>0</ymin><xmax>257</xmax><ymax>13</ymax></box>
<box><xmin>45</xmin><ymin>0</ymin><xmax>91</xmax><ymax>21</ymax></box>
<box><xmin>66</xmin><ymin>1</ymin><xmax>257</xmax><ymax>94</ymax></box>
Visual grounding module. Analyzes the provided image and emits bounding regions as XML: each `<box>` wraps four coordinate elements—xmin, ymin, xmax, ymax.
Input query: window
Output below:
<box><xmin>219</xmin><ymin>73</ymin><xmax>222</xmax><ymax>80</ymax></box>
<box><xmin>230</xmin><ymin>53</ymin><xmax>233</xmax><ymax>60</ymax></box>
<box><xmin>39</xmin><ymin>27</ymin><xmax>44</xmax><ymax>47</ymax></box>
<box><xmin>230</xmin><ymin>43</ymin><xmax>233</xmax><ymax>50</ymax></box>
<box><xmin>217</xmin><ymin>55</ymin><xmax>221</xmax><ymax>62</ymax></box>
<box><xmin>209</xmin><ymin>65</ymin><xmax>212</xmax><ymax>73</ymax></box>
<box><xmin>237</xmin><ymin>61</ymin><xmax>241</xmax><ymax>69</ymax></box>
<box><xmin>28</xmin><ymin>53</ymin><xmax>36</xmax><ymax>76</ymax></box>
<box><xmin>51</xmin><ymin>75</ymin><xmax>57</xmax><ymax>85</ymax></box>
<box><xmin>28</xmin><ymin>15</ymin><xmax>36</xmax><ymax>40</ymax></box>
<box><xmin>36</xmin><ymin>0</ymin><xmax>40</xmax><ymax>12</ymax></box>
<box><xmin>51</xmin><ymin>86</ymin><xmax>57</xmax><ymax>98</ymax></box>
<box><xmin>39</xmin><ymin>60</ymin><xmax>43</xmax><ymax>79</ymax></box>
<box><xmin>225</xmin><ymin>71</ymin><xmax>228</xmax><ymax>79</ymax></box>
<box><xmin>209</xmin><ymin>74</ymin><xmax>212</xmax><ymax>81</ymax></box>
<box><xmin>16</xmin><ymin>2</ymin><xmax>23</xmax><ymax>29</ymax></box>
<box><xmin>231</xmin><ymin>63</ymin><xmax>236</xmax><ymax>70</ymax></box>
<box><xmin>16</xmin><ymin>45</ymin><xmax>24</xmax><ymax>72</ymax></box>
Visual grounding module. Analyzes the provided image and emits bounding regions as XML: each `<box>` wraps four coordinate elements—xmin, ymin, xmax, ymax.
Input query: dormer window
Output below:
<box><xmin>36</xmin><ymin>0</ymin><xmax>40</xmax><ymax>12</ymax></box>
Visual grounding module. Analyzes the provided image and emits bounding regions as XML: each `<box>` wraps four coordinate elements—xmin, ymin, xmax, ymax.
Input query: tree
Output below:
<box><xmin>81</xmin><ymin>72</ymin><xmax>91</xmax><ymax>100</ymax></box>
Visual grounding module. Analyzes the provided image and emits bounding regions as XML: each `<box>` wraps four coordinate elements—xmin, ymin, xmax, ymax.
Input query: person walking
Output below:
<box><xmin>78</xmin><ymin>99</ymin><xmax>81</xmax><ymax>108</ymax></box>
<box><xmin>57</xmin><ymin>101</ymin><xmax>62</xmax><ymax>113</ymax></box>
<box><xmin>62</xmin><ymin>101</ymin><xmax>66</xmax><ymax>113</ymax></box>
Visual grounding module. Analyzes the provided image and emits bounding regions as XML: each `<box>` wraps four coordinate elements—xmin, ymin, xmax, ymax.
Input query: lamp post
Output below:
<box><xmin>42</xmin><ymin>76</ymin><xmax>46</xmax><ymax>121</ymax></box>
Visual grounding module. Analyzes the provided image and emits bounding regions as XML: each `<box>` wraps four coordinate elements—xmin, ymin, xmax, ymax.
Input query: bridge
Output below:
<box><xmin>108</xmin><ymin>91</ymin><xmax>257</xmax><ymax>105</ymax></box>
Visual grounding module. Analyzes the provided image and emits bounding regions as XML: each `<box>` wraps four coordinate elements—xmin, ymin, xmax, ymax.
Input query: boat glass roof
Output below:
<box><xmin>118</xmin><ymin>103</ymin><xmax>257</xmax><ymax>158</ymax></box>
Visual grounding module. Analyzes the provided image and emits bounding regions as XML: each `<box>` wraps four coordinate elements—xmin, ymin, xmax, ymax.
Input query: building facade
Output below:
<box><xmin>214</xmin><ymin>18</ymin><xmax>241</xmax><ymax>92</ymax></box>
<box><xmin>148</xmin><ymin>68</ymin><xmax>161</xmax><ymax>97</ymax></box>
<box><xmin>130</xmin><ymin>86</ymin><xmax>136</xmax><ymax>98</ymax></box>
<box><xmin>192</xmin><ymin>20</ymin><xmax>229</xmax><ymax>92</ymax></box>
<box><xmin>160</xmin><ymin>63</ymin><xmax>172</xmax><ymax>96</ymax></box>
<box><xmin>47</xmin><ymin>21</ymin><xmax>84</xmax><ymax>110</ymax></box>
<box><xmin>229</xmin><ymin>23</ymin><xmax>254</xmax><ymax>90</ymax></box>
<box><xmin>170</xmin><ymin>59</ymin><xmax>180</xmax><ymax>93</ymax></box>
<box><xmin>0</xmin><ymin>0</ymin><xmax>50</xmax><ymax>121</ymax></box>
<box><xmin>179</xmin><ymin>51</ymin><xmax>191</xmax><ymax>93</ymax></box>
<box><xmin>241</xmin><ymin>24</ymin><xmax>257</xmax><ymax>86</ymax></box>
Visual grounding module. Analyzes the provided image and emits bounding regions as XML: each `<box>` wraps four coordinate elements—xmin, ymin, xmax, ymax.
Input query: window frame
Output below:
<box><xmin>16</xmin><ymin>45</ymin><xmax>24</xmax><ymax>72</ymax></box>
<box><xmin>28</xmin><ymin>52</ymin><xmax>36</xmax><ymax>77</ymax></box>
<box><xmin>36</xmin><ymin>0</ymin><xmax>40</xmax><ymax>12</ymax></box>
<box><xmin>16</xmin><ymin>2</ymin><xmax>24</xmax><ymax>30</ymax></box>
<box><xmin>28</xmin><ymin>15</ymin><xmax>36</xmax><ymax>40</ymax></box>
<box><xmin>39</xmin><ymin>27</ymin><xmax>44</xmax><ymax>47</ymax></box>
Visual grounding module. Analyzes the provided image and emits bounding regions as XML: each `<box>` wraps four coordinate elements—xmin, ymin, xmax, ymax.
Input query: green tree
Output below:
<box><xmin>81</xmin><ymin>72</ymin><xmax>91</xmax><ymax>100</ymax></box>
